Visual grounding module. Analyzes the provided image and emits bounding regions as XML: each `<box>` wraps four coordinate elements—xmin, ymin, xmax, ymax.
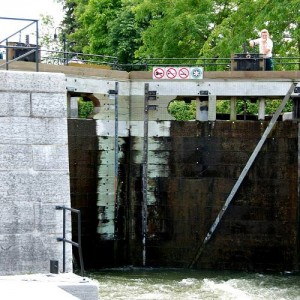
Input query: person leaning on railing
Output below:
<box><xmin>249</xmin><ymin>29</ymin><xmax>273</xmax><ymax>71</ymax></box>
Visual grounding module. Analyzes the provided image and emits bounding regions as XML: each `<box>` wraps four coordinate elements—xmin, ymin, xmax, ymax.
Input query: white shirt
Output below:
<box><xmin>252</xmin><ymin>37</ymin><xmax>273</xmax><ymax>58</ymax></box>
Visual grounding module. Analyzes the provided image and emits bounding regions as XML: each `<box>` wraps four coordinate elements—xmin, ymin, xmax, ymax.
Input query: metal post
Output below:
<box><xmin>142</xmin><ymin>83</ymin><xmax>149</xmax><ymax>266</ymax></box>
<box><xmin>35</xmin><ymin>20</ymin><xmax>39</xmax><ymax>72</ymax></box>
<box><xmin>62</xmin><ymin>206</ymin><xmax>66</xmax><ymax>273</ymax></box>
<box><xmin>113</xmin><ymin>82</ymin><xmax>120</xmax><ymax>263</ymax></box>
<box><xmin>56</xmin><ymin>205</ymin><xmax>85</xmax><ymax>276</ymax></box>
<box><xmin>114</xmin><ymin>82</ymin><xmax>119</xmax><ymax>236</ymax></box>
<box><xmin>63</xmin><ymin>33</ymin><xmax>66</xmax><ymax>65</ymax></box>
<box><xmin>5</xmin><ymin>39</ymin><xmax>8</xmax><ymax>70</ymax></box>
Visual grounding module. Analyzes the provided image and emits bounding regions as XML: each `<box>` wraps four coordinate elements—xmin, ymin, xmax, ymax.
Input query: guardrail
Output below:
<box><xmin>118</xmin><ymin>56</ymin><xmax>300</xmax><ymax>71</ymax></box>
<box><xmin>0</xmin><ymin>16</ymin><xmax>39</xmax><ymax>71</ymax></box>
<box><xmin>56</xmin><ymin>205</ymin><xmax>84</xmax><ymax>277</ymax></box>
<box><xmin>0</xmin><ymin>16</ymin><xmax>299</xmax><ymax>72</ymax></box>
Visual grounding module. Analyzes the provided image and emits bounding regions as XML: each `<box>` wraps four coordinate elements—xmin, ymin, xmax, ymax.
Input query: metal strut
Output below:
<box><xmin>188</xmin><ymin>83</ymin><xmax>297</xmax><ymax>269</ymax></box>
<box><xmin>142</xmin><ymin>83</ymin><xmax>150</xmax><ymax>266</ymax></box>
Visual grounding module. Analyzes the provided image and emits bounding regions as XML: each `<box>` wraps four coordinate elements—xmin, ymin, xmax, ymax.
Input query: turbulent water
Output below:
<box><xmin>88</xmin><ymin>268</ymin><xmax>300</xmax><ymax>300</ymax></box>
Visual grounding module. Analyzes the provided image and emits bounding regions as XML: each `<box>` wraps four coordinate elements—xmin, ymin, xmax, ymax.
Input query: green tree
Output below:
<box><xmin>201</xmin><ymin>0</ymin><xmax>300</xmax><ymax>69</ymax></box>
<box><xmin>168</xmin><ymin>100</ymin><xmax>196</xmax><ymax>120</ymax></box>
<box><xmin>58</xmin><ymin>0</ymin><xmax>300</xmax><ymax>69</ymax></box>
<box><xmin>78</xmin><ymin>98</ymin><xmax>94</xmax><ymax>118</ymax></box>
<box><xmin>133</xmin><ymin>0</ymin><xmax>215</xmax><ymax>59</ymax></box>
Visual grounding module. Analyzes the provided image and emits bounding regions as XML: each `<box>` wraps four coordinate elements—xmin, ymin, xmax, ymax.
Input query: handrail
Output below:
<box><xmin>56</xmin><ymin>205</ymin><xmax>85</xmax><ymax>277</ymax></box>
<box><xmin>0</xmin><ymin>18</ymin><xmax>299</xmax><ymax>72</ymax></box>
<box><xmin>0</xmin><ymin>16</ymin><xmax>39</xmax><ymax>71</ymax></box>
<box><xmin>0</xmin><ymin>48</ymin><xmax>36</xmax><ymax>67</ymax></box>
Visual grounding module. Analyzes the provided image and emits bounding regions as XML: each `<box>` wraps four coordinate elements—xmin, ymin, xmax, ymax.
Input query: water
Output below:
<box><xmin>88</xmin><ymin>268</ymin><xmax>300</xmax><ymax>300</ymax></box>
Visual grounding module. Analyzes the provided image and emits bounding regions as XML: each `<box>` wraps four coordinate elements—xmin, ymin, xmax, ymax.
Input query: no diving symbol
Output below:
<box><xmin>153</xmin><ymin>67</ymin><xmax>164</xmax><ymax>79</ymax></box>
<box><xmin>179</xmin><ymin>67</ymin><xmax>189</xmax><ymax>79</ymax></box>
<box><xmin>166</xmin><ymin>67</ymin><xmax>177</xmax><ymax>79</ymax></box>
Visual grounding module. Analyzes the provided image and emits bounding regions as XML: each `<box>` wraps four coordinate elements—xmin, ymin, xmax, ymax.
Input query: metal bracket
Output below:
<box><xmin>147</xmin><ymin>105</ymin><xmax>158</xmax><ymax>111</ymax></box>
<box><xmin>108</xmin><ymin>89</ymin><xmax>118</xmax><ymax>95</ymax></box>
<box><xmin>66</xmin><ymin>86</ymin><xmax>76</xmax><ymax>92</ymax></box>
<box><xmin>199</xmin><ymin>90</ymin><xmax>209</xmax><ymax>96</ymax></box>
<box><xmin>147</xmin><ymin>90</ymin><xmax>158</xmax><ymax>100</ymax></box>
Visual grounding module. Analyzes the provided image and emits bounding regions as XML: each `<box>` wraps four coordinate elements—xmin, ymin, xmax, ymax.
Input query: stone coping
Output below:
<box><xmin>0</xmin><ymin>273</ymin><xmax>99</xmax><ymax>300</ymax></box>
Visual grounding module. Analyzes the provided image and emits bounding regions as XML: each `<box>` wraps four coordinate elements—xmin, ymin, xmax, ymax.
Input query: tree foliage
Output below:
<box><xmin>78</xmin><ymin>98</ymin><xmax>94</xmax><ymax>118</ymax></box>
<box><xmin>168</xmin><ymin>100</ymin><xmax>196</xmax><ymax>120</ymax></box>
<box><xmin>56</xmin><ymin>0</ymin><xmax>300</xmax><ymax>66</ymax></box>
<box><xmin>168</xmin><ymin>99</ymin><xmax>293</xmax><ymax>121</ymax></box>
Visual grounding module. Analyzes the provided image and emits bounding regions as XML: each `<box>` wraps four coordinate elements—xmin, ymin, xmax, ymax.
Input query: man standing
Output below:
<box><xmin>249</xmin><ymin>29</ymin><xmax>273</xmax><ymax>71</ymax></box>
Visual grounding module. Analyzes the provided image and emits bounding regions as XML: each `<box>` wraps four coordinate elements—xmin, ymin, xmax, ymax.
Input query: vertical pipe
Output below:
<box><xmin>114</xmin><ymin>82</ymin><xmax>119</xmax><ymax>213</ymax></box>
<box><xmin>62</xmin><ymin>206</ymin><xmax>66</xmax><ymax>273</ymax></box>
<box><xmin>114</xmin><ymin>82</ymin><xmax>119</xmax><ymax>262</ymax></box>
<box><xmin>142</xmin><ymin>83</ymin><xmax>149</xmax><ymax>266</ymax></box>
<box><xmin>35</xmin><ymin>20</ymin><xmax>39</xmax><ymax>72</ymax></box>
<box><xmin>5</xmin><ymin>39</ymin><xmax>8</xmax><ymax>70</ymax></box>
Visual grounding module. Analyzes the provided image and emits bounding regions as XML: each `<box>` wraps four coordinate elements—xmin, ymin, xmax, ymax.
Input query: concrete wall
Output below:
<box><xmin>0</xmin><ymin>71</ymin><xmax>72</xmax><ymax>275</ymax></box>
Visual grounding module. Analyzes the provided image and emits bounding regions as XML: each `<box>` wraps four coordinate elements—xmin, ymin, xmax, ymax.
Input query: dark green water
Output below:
<box><xmin>88</xmin><ymin>268</ymin><xmax>300</xmax><ymax>300</ymax></box>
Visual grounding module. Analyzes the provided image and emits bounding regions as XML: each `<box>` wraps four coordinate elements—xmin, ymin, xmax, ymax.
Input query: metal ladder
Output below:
<box><xmin>189</xmin><ymin>83</ymin><xmax>297</xmax><ymax>268</ymax></box>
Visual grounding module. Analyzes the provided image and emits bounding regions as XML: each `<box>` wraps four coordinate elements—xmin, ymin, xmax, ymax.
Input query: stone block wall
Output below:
<box><xmin>0</xmin><ymin>71</ymin><xmax>72</xmax><ymax>275</ymax></box>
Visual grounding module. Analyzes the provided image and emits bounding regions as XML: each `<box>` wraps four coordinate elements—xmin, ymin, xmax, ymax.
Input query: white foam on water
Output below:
<box><xmin>95</xmin><ymin>270</ymin><xmax>300</xmax><ymax>300</ymax></box>
<box><xmin>202</xmin><ymin>278</ymin><xmax>253</xmax><ymax>299</ymax></box>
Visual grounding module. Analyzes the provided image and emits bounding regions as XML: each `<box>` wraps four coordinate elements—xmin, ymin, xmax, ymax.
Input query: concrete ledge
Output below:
<box><xmin>129</xmin><ymin>70</ymin><xmax>300</xmax><ymax>80</ymax></box>
<box><xmin>0</xmin><ymin>273</ymin><xmax>99</xmax><ymax>300</ymax></box>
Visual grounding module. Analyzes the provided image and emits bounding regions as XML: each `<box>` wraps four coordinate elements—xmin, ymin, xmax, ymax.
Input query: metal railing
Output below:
<box><xmin>0</xmin><ymin>16</ymin><xmax>39</xmax><ymax>71</ymax></box>
<box><xmin>56</xmin><ymin>205</ymin><xmax>84</xmax><ymax>277</ymax></box>
<box><xmin>41</xmin><ymin>49</ymin><xmax>119</xmax><ymax>68</ymax></box>
<box><xmin>118</xmin><ymin>56</ymin><xmax>300</xmax><ymax>71</ymax></box>
<box><xmin>0</xmin><ymin>17</ymin><xmax>299</xmax><ymax>72</ymax></box>
<box><xmin>2</xmin><ymin>49</ymin><xmax>299</xmax><ymax>71</ymax></box>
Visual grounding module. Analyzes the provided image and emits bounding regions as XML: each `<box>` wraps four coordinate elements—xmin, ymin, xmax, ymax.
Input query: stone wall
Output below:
<box><xmin>0</xmin><ymin>71</ymin><xmax>72</xmax><ymax>275</ymax></box>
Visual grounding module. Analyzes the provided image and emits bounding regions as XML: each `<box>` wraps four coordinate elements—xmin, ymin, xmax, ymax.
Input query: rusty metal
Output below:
<box><xmin>142</xmin><ymin>83</ymin><xmax>150</xmax><ymax>265</ymax></box>
<box><xmin>114</xmin><ymin>82</ymin><xmax>119</xmax><ymax>237</ymax></box>
<box><xmin>188</xmin><ymin>82</ymin><xmax>297</xmax><ymax>268</ymax></box>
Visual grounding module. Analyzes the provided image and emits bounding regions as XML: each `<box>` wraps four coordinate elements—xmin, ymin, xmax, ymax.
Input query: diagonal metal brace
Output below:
<box><xmin>188</xmin><ymin>82</ymin><xmax>297</xmax><ymax>268</ymax></box>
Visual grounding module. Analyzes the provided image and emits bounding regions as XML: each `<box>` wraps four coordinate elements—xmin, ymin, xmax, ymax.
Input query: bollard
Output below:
<box><xmin>50</xmin><ymin>260</ymin><xmax>59</xmax><ymax>274</ymax></box>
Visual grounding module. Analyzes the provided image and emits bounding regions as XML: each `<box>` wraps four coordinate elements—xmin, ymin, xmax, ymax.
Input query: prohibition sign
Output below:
<box><xmin>166</xmin><ymin>67</ymin><xmax>177</xmax><ymax>79</ymax></box>
<box><xmin>178</xmin><ymin>67</ymin><xmax>189</xmax><ymax>79</ymax></box>
<box><xmin>153</xmin><ymin>67</ymin><xmax>164</xmax><ymax>79</ymax></box>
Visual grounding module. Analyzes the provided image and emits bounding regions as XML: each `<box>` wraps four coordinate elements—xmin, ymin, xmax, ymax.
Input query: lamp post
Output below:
<box><xmin>54</xmin><ymin>27</ymin><xmax>66</xmax><ymax>65</ymax></box>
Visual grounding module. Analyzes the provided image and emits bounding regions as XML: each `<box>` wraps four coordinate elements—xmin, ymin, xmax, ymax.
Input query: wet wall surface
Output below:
<box><xmin>68</xmin><ymin>120</ymin><xmax>299</xmax><ymax>272</ymax></box>
<box><xmin>68</xmin><ymin>119</ymin><xmax>99</xmax><ymax>268</ymax></box>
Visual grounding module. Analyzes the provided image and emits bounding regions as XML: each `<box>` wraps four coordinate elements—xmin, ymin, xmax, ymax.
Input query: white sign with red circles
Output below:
<box><xmin>152</xmin><ymin>67</ymin><xmax>203</xmax><ymax>80</ymax></box>
<box><xmin>153</xmin><ymin>67</ymin><xmax>165</xmax><ymax>79</ymax></box>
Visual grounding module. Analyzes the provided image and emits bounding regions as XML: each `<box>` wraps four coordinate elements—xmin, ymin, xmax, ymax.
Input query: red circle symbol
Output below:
<box><xmin>178</xmin><ymin>67</ymin><xmax>189</xmax><ymax>79</ymax></box>
<box><xmin>153</xmin><ymin>68</ymin><xmax>164</xmax><ymax>79</ymax></box>
<box><xmin>166</xmin><ymin>67</ymin><xmax>177</xmax><ymax>79</ymax></box>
